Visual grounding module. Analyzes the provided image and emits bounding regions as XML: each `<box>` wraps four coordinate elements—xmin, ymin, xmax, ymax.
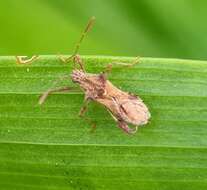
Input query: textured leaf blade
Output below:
<box><xmin>0</xmin><ymin>56</ymin><xmax>207</xmax><ymax>190</ymax></box>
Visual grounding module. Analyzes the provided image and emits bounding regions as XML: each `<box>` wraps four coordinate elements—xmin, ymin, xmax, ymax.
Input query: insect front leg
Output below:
<box><xmin>16</xmin><ymin>55</ymin><xmax>39</xmax><ymax>64</ymax></box>
<box><xmin>118</xmin><ymin>120</ymin><xmax>138</xmax><ymax>135</ymax></box>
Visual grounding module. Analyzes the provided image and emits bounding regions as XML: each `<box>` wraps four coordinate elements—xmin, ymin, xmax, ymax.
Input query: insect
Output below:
<box><xmin>17</xmin><ymin>17</ymin><xmax>151</xmax><ymax>134</ymax></box>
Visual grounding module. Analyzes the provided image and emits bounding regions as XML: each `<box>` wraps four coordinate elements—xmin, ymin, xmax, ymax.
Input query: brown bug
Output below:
<box><xmin>17</xmin><ymin>17</ymin><xmax>151</xmax><ymax>134</ymax></box>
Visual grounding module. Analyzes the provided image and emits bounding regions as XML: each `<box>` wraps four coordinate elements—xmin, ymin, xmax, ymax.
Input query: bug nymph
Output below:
<box><xmin>37</xmin><ymin>17</ymin><xmax>151</xmax><ymax>134</ymax></box>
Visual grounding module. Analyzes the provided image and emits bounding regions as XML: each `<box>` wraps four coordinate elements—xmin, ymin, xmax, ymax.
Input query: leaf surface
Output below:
<box><xmin>0</xmin><ymin>56</ymin><xmax>207</xmax><ymax>190</ymax></box>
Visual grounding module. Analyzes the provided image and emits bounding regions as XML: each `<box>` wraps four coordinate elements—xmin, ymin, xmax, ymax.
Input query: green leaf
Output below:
<box><xmin>1</xmin><ymin>55</ymin><xmax>207</xmax><ymax>190</ymax></box>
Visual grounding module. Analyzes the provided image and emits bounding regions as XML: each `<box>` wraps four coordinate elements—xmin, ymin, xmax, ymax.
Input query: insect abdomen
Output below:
<box><xmin>120</xmin><ymin>99</ymin><xmax>150</xmax><ymax>126</ymax></box>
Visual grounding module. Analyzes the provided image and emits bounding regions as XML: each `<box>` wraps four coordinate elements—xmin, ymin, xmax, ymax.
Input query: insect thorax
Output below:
<box><xmin>71</xmin><ymin>70</ymin><xmax>106</xmax><ymax>99</ymax></box>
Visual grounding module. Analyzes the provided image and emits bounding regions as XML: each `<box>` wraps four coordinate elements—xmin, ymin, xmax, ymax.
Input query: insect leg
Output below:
<box><xmin>107</xmin><ymin>109</ymin><xmax>138</xmax><ymax>134</ymax></box>
<box><xmin>16</xmin><ymin>55</ymin><xmax>39</xmax><ymax>64</ymax></box>
<box><xmin>39</xmin><ymin>86</ymin><xmax>78</xmax><ymax>105</ymax></box>
<box><xmin>104</xmin><ymin>57</ymin><xmax>140</xmax><ymax>73</ymax></box>
<box><xmin>118</xmin><ymin>120</ymin><xmax>138</xmax><ymax>134</ymax></box>
<box><xmin>79</xmin><ymin>98</ymin><xmax>97</xmax><ymax>132</ymax></box>
<box><xmin>79</xmin><ymin>98</ymin><xmax>91</xmax><ymax>117</ymax></box>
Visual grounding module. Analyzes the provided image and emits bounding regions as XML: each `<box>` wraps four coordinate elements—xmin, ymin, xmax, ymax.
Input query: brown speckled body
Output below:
<box><xmin>71</xmin><ymin>69</ymin><xmax>150</xmax><ymax>134</ymax></box>
<box><xmin>38</xmin><ymin>17</ymin><xmax>150</xmax><ymax>134</ymax></box>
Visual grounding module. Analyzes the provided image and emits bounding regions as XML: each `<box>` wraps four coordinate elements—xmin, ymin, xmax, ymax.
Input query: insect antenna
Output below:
<box><xmin>73</xmin><ymin>16</ymin><xmax>96</xmax><ymax>57</ymax></box>
<box><xmin>60</xmin><ymin>16</ymin><xmax>96</xmax><ymax>63</ymax></box>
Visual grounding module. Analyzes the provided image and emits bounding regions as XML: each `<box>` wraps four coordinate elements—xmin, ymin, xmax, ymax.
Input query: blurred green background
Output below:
<box><xmin>1</xmin><ymin>0</ymin><xmax>207</xmax><ymax>59</ymax></box>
